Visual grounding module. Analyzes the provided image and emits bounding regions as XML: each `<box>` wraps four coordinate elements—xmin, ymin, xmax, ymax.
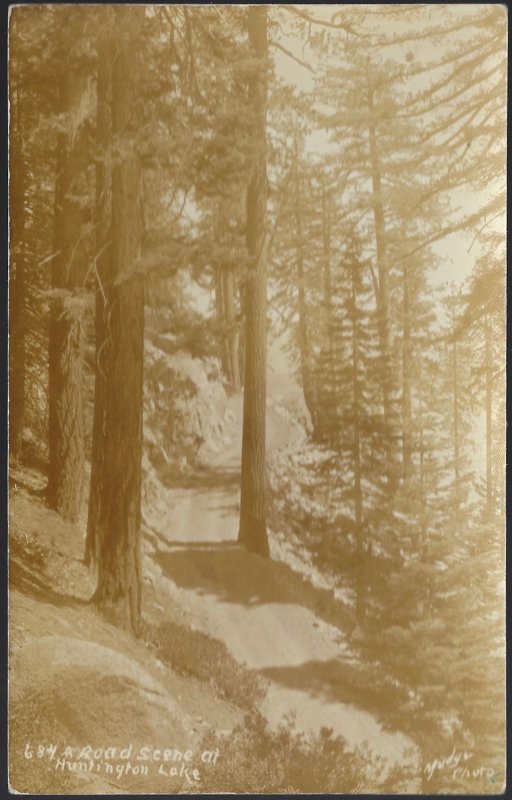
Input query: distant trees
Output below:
<box><xmin>458</xmin><ymin>244</ymin><xmax>506</xmax><ymax>518</ymax></box>
<box><xmin>265</xmin><ymin>6</ymin><xmax>505</xmax><ymax>785</ymax></box>
<box><xmin>9</xmin><ymin>6</ymin><xmax>58</xmax><ymax>461</ymax></box>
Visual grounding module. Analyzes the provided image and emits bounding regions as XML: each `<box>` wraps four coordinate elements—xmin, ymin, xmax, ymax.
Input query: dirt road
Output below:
<box><xmin>147</xmin><ymin>388</ymin><xmax>416</xmax><ymax>771</ymax></box>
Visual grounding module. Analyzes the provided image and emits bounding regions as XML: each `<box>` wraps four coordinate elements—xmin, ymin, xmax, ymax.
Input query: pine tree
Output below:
<box><xmin>85</xmin><ymin>20</ymin><xmax>113</xmax><ymax>567</ymax></box>
<box><xmin>92</xmin><ymin>6</ymin><xmax>145</xmax><ymax>633</ymax></box>
<box><xmin>238</xmin><ymin>5</ymin><xmax>270</xmax><ymax>557</ymax></box>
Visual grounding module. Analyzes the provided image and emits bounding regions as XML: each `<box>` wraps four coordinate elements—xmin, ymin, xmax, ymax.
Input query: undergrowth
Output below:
<box><xmin>10</xmin><ymin>526</ymin><xmax>49</xmax><ymax>567</ymax></box>
<box><xmin>193</xmin><ymin>710</ymin><xmax>416</xmax><ymax>793</ymax></box>
<box><xmin>141</xmin><ymin>619</ymin><xmax>266</xmax><ymax>711</ymax></box>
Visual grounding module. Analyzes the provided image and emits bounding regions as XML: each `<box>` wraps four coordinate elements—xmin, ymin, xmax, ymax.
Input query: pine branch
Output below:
<box><xmin>280</xmin><ymin>5</ymin><xmax>358</xmax><ymax>35</ymax></box>
<box><xmin>269</xmin><ymin>40</ymin><xmax>315</xmax><ymax>73</ymax></box>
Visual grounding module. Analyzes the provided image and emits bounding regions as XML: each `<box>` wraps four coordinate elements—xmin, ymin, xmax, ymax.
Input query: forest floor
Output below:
<box><xmin>9</xmin><ymin>377</ymin><xmax>418</xmax><ymax>794</ymax></box>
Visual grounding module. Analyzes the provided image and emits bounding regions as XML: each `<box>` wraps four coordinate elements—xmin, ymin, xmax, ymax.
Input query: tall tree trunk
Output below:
<box><xmin>238</xmin><ymin>5</ymin><xmax>269</xmax><ymax>558</ymax></box>
<box><xmin>9</xmin><ymin>81</ymin><xmax>26</xmax><ymax>460</ymax></box>
<box><xmin>366</xmin><ymin>62</ymin><xmax>394</xmax><ymax>471</ymax></box>
<box><xmin>47</xmin><ymin>69</ymin><xmax>88</xmax><ymax>520</ymax></box>
<box><xmin>418</xmin><ymin>353</ymin><xmax>427</xmax><ymax>553</ymax></box>
<box><xmin>213</xmin><ymin>201</ymin><xmax>241</xmax><ymax>389</ymax></box>
<box><xmin>222</xmin><ymin>268</ymin><xmax>241</xmax><ymax>388</ymax></box>
<box><xmin>214</xmin><ymin>266</ymin><xmax>231</xmax><ymax>378</ymax></box>
<box><xmin>293</xmin><ymin>139</ymin><xmax>315</xmax><ymax>428</ymax></box>
<box><xmin>484</xmin><ymin>314</ymin><xmax>493</xmax><ymax>515</ymax></box>
<box><xmin>350</xmin><ymin>255</ymin><xmax>364</xmax><ymax>623</ymax></box>
<box><xmin>315</xmin><ymin>182</ymin><xmax>336</xmax><ymax>443</ymax></box>
<box><xmin>237</xmin><ymin>278</ymin><xmax>245</xmax><ymax>388</ymax></box>
<box><xmin>93</xmin><ymin>6</ymin><xmax>144</xmax><ymax>633</ymax></box>
<box><xmin>85</xmin><ymin>27</ymin><xmax>113</xmax><ymax>567</ymax></box>
<box><xmin>402</xmin><ymin>261</ymin><xmax>413</xmax><ymax>482</ymax></box>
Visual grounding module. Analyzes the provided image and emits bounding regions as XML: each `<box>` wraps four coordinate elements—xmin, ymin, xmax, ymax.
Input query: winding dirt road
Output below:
<box><xmin>145</xmin><ymin>387</ymin><xmax>417</xmax><ymax>776</ymax></box>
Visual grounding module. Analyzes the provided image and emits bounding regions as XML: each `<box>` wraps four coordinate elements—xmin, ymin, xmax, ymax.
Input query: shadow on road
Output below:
<box><xmin>156</xmin><ymin>545</ymin><xmax>354</xmax><ymax>632</ymax></box>
<box><xmin>259</xmin><ymin>658</ymin><xmax>406</xmax><ymax>720</ymax></box>
<box><xmin>156</xmin><ymin>546</ymin><xmax>296</xmax><ymax>606</ymax></box>
<box><xmin>159</xmin><ymin>467</ymin><xmax>241</xmax><ymax>491</ymax></box>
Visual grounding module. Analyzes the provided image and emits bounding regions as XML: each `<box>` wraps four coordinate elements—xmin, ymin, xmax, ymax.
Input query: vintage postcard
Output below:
<box><xmin>8</xmin><ymin>4</ymin><xmax>506</xmax><ymax>795</ymax></box>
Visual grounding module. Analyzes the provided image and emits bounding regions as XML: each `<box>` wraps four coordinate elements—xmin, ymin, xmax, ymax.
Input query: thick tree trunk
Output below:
<box><xmin>85</xmin><ymin>29</ymin><xmax>112</xmax><ymax>567</ymax></box>
<box><xmin>238</xmin><ymin>5</ymin><xmax>269</xmax><ymax>558</ymax></box>
<box><xmin>9</xmin><ymin>83</ymin><xmax>26</xmax><ymax>460</ymax></box>
<box><xmin>47</xmin><ymin>70</ymin><xmax>88</xmax><ymax>520</ymax></box>
<box><xmin>93</xmin><ymin>7</ymin><xmax>144</xmax><ymax>633</ymax></box>
<box><xmin>366</xmin><ymin>63</ymin><xmax>394</xmax><ymax>471</ymax></box>
<box><xmin>293</xmin><ymin>141</ymin><xmax>316</xmax><ymax>429</ymax></box>
<box><xmin>402</xmin><ymin>261</ymin><xmax>413</xmax><ymax>482</ymax></box>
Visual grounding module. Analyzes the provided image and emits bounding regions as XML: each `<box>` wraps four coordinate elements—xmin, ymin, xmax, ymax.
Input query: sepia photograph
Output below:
<box><xmin>8</xmin><ymin>3</ymin><xmax>506</xmax><ymax>795</ymax></box>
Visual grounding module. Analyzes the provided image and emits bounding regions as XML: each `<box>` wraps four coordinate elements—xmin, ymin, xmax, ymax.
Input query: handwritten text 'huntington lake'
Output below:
<box><xmin>24</xmin><ymin>743</ymin><xmax>220</xmax><ymax>785</ymax></box>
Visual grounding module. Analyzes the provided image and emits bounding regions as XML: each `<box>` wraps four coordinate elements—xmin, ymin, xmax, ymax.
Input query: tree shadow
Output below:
<box><xmin>156</xmin><ymin>545</ymin><xmax>295</xmax><ymax>606</ymax></box>
<box><xmin>159</xmin><ymin>467</ymin><xmax>241</xmax><ymax>491</ymax></box>
<box><xmin>163</xmin><ymin>539</ymin><xmax>237</xmax><ymax>549</ymax></box>
<box><xmin>259</xmin><ymin>658</ymin><xmax>408</xmax><ymax>723</ymax></box>
<box><xmin>155</xmin><ymin>545</ymin><xmax>354</xmax><ymax>630</ymax></box>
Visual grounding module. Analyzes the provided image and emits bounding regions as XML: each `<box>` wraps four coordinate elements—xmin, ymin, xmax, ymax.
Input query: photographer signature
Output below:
<box><xmin>424</xmin><ymin>748</ymin><xmax>503</xmax><ymax>786</ymax></box>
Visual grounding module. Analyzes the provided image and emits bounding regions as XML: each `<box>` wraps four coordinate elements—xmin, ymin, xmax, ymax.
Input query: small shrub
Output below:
<box><xmin>192</xmin><ymin>710</ymin><xmax>405</xmax><ymax>793</ymax></box>
<box><xmin>141</xmin><ymin>619</ymin><xmax>266</xmax><ymax>710</ymax></box>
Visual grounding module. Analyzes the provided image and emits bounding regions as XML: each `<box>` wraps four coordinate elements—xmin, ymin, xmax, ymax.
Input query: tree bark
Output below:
<box><xmin>9</xmin><ymin>80</ymin><xmax>26</xmax><ymax>460</ymax></box>
<box><xmin>238</xmin><ymin>5</ymin><xmax>270</xmax><ymax>558</ymax></box>
<box><xmin>47</xmin><ymin>68</ymin><xmax>88</xmax><ymax>520</ymax></box>
<box><xmin>93</xmin><ymin>6</ymin><xmax>144</xmax><ymax>633</ymax></box>
<box><xmin>85</xmin><ymin>27</ymin><xmax>113</xmax><ymax>567</ymax></box>
<box><xmin>237</xmin><ymin>278</ymin><xmax>245</xmax><ymax>387</ymax></box>
<box><xmin>222</xmin><ymin>268</ymin><xmax>241</xmax><ymax>388</ymax></box>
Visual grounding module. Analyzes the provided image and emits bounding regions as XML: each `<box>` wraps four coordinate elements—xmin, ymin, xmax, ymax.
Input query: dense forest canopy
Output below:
<box><xmin>9</xmin><ymin>4</ymin><xmax>505</xmax><ymax>795</ymax></box>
